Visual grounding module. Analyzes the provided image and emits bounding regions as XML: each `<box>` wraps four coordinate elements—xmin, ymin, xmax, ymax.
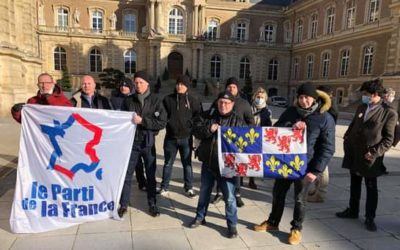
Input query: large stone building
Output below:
<box><xmin>1</xmin><ymin>0</ymin><xmax>400</xmax><ymax>116</ymax></box>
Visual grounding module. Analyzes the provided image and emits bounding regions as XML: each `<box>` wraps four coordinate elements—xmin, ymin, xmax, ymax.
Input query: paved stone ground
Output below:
<box><xmin>1</xmin><ymin>106</ymin><xmax>400</xmax><ymax>250</ymax></box>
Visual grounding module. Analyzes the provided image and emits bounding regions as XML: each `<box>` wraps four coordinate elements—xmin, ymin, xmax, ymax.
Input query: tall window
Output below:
<box><xmin>57</xmin><ymin>8</ymin><xmax>68</xmax><ymax>30</ymax></box>
<box><xmin>210</xmin><ymin>55</ymin><xmax>221</xmax><ymax>78</ymax></box>
<box><xmin>268</xmin><ymin>59</ymin><xmax>279</xmax><ymax>80</ymax></box>
<box><xmin>326</xmin><ymin>7</ymin><xmax>335</xmax><ymax>34</ymax></box>
<box><xmin>169</xmin><ymin>8</ymin><xmax>184</xmax><ymax>34</ymax></box>
<box><xmin>336</xmin><ymin>89</ymin><xmax>344</xmax><ymax>105</ymax></box>
<box><xmin>296</xmin><ymin>19</ymin><xmax>303</xmax><ymax>43</ymax></box>
<box><xmin>340</xmin><ymin>49</ymin><xmax>350</xmax><ymax>77</ymax></box>
<box><xmin>306</xmin><ymin>55</ymin><xmax>314</xmax><ymax>79</ymax></box>
<box><xmin>264</xmin><ymin>24</ymin><xmax>274</xmax><ymax>43</ymax></box>
<box><xmin>368</xmin><ymin>0</ymin><xmax>380</xmax><ymax>22</ymax></box>
<box><xmin>239</xmin><ymin>57</ymin><xmax>250</xmax><ymax>79</ymax></box>
<box><xmin>293</xmin><ymin>58</ymin><xmax>299</xmax><ymax>80</ymax></box>
<box><xmin>284</xmin><ymin>21</ymin><xmax>292</xmax><ymax>43</ymax></box>
<box><xmin>89</xmin><ymin>48</ymin><xmax>102</xmax><ymax>72</ymax></box>
<box><xmin>321</xmin><ymin>52</ymin><xmax>330</xmax><ymax>79</ymax></box>
<box><xmin>124</xmin><ymin>50</ymin><xmax>136</xmax><ymax>74</ymax></box>
<box><xmin>54</xmin><ymin>47</ymin><xmax>66</xmax><ymax>71</ymax></box>
<box><xmin>92</xmin><ymin>10</ymin><xmax>103</xmax><ymax>32</ymax></box>
<box><xmin>123</xmin><ymin>13</ymin><xmax>137</xmax><ymax>32</ymax></box>
<box><xmin>237</xmin><ymin>22</ymin><xmax>246</xmax><ymax>42</ymax></box>
<box><xmin>345</xmin><ymin>0</ymin><xmax>356</xmax><ymax>29</ymax></box>
<box><xmin>310</xmin><ymin>14</ymin><xmax>318</xmax><ymax>39</ymax></box>
<box><xmin>362</xmin><ymin>46</ymin><xmax>374</xmax><ymax>75</ymax></box>
<box><xmin>207</xmin><ymin>20</ymin><xmax>218</xmax><ymax>40</ymax></box>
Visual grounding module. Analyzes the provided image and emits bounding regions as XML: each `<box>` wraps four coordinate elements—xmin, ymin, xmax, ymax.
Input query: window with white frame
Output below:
<box><xmin>210</xmin><ymin>55</ymin><xmax>221</xmax><ymax>78</ymax></box>
<box><xmin>124</xmin><ymin>49</ymin><xmax>136</xmax><ymax>74</ymax></box>
<box><xmin>321</xmin><ymin>52</ymin><xmax>330</xmax><ymax>78</ymax></box>
<box><xmin>54</xmin><ymin>46</ymin><xmax>67</xmax><ymax>71</ymax></box>
<box><xmin>296</xmin><ymin>19</ymin><xmax>303</xmax><ymax>43</ymax></box>
<box><xmin>237</xmin><ymin>22</ymin><xmax>246</xmax><ymax>42</ymax></box>
<box><xmin>268</xmin><ymin>59</ymin><xmax>279</xmax><ymax>80</ymax></box>
<box><xmin>89</xmin><ymin>48</ymin><xmax>102</xmax><ymax>72</ymax></box>
<box><xmin>293</xmin><ymin>58</ymin><xmax>299</xmax><ymax>80</ymax></box>
<box><xmin>239</xmin><ymin>57</ymin><xmax>250</xmax><ymax>79</ymax></box>
<box><xmin>264</xmin><ymin>24</ymin><xmax>275</xmax><ymax>43</ymax></box>
<box><xmin>57</xmin><ymin>8</ymin><xmax>68</xmax><ymax>30</ymax></box>
<box><xmin>207</xmin><ymin>20</ymin><xmax>219</xmax><ymax>40</ymax></box>
<box><xmin>345</xmin><ymin>0</ymin><xmax>356</xmax><ymax>29</ymax></box>
<box><xmin>368</xmin><ymin>0</ymin><xmax>380</xmax><ymax>22</ymax></box>
<box><xmin>306</xmin><ymin>55</ymin><xmax>314</xmax><ymax>79</ymax></box>
<box><xmin>340</xmin><ymin>49</ymin><xmax>350</xmax><ymax>77</ymax></box>
<box><xmin>169</xmin><ymin>8</ymin><xmax>184</xmax><ymax>35</ymax></box>
<box><xmin>92</xmin><ymin>10</ymin><xmax>103</xmax><ymax>32</ymax></box>
<box><xmin>362</xmin><ymin>45</ymin><xmax>374</xmax><ymax>75</ymax></box>
<box><xmin>123</xmin><ymin>13</ymin><xmax>137</xmax><ymax>32</ymax></box>
<box><xmin>326</xmin><ymin>7</ymin><xmax>335</xmax><ymax>34</ymax></box>
<box><xmin>310</xmin><ymin>14</ymin><xmax>318</xmax><ymax>39</ymax></box>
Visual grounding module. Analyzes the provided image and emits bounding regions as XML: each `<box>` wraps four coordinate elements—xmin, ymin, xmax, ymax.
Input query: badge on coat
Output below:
<box><xmin>154</xmin><ymin>111</ymin><xmax>160</xmax><ymax>117</ymax></box>
<box><xmin>358</xmin><ymin>113</ymin><xmax>363</xmax><ymax>118</ymax></box>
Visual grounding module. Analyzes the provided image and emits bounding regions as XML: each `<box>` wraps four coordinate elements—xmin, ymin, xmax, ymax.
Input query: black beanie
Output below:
<box><xmin>119</xmin><ymin>77</ymin><xmax>134</xmax><ymax>92</ymax></box>
<box><xmin>134</xmin><ymin>71</ymin><xmax>150</xmax><ymax>84</ymax></box>
<box><xmin>225</xmin><ymin>77</ymin><xmax>239</xmax><ymax>88</ymax></box>
<box><xmin>176</xmin><ymin>75</ymin><xmax>191</xmax><ymax>88</ymax></box>
<box><xmin>217</xmin><ymin>91</ymin><xmax>235</xmax><ymax>102</ymax></box>
<box><xmin>297</xmin><ymin>83</ymin><xmax>318</xmax><ymax>99</ymax></box>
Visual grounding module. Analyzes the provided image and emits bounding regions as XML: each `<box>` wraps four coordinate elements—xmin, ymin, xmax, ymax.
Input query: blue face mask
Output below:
<box><xmin>255</xmin><ymin>98</ymin><xmax>265</xmax><ymax>106</ymax></box>
<box><xmin>361</xmin><ymin>95</ymin><xmax>371</xmax><ymax>104</ymax></box>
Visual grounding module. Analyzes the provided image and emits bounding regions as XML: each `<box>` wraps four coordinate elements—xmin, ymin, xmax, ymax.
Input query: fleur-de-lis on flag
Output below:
<box><xmin>278</xmin><ymin>164</ymin><xmax>293</xmax><ymax>178</ymax></box>
<box><xmin>264</xmin><ymin>128</ymin><xmax>278</xmax><ymax>144</ymax></box>
<box><xmin>223</xmin><ymin>128</ymin><xmax>236</xmax><ymax>144</ymax></box>
<box><xmin>292</xmin><ymin>128</ymin><xmax>304</xmax><ymax>144</ymax></box>
<box><xmin>248</xmin><ymin>155</ymin><xmax>261</xmax><ymax>171</ymax></box>
<box><xmin>290</xmin><ymin>155</ymin><xmax>304</xmax><ymax>171</ymax></box>
<box><xmin>277</xmin><ymin>135</ymin><xmax>291</xmax><ymax>153</ymax></box>
<box><xmin>245</xmin><ymin>128</ymin><xmax>259</xmax><ymax>144</ymax></box>
<box><xmin>265</xmin><ymin>155</ymin><xmax>280</xmax><ymax>172</ymax></box>
<box><xmin>235</xmin><ymin>136</ymin><xmax>248</xmax><ymax>152</ymax></box>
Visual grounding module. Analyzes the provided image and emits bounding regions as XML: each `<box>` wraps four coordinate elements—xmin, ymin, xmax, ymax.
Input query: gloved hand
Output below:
<box><xmin>11</xmin><ymin>103</ymin><xmax>25</xmax><ymax>113</ymax></box>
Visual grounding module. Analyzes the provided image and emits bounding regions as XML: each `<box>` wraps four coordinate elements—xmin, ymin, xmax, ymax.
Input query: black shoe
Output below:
<box><xmin>228</xmin><ymin>227</ymin><xmax>238</xmax><ymax>238</ymax></box>
<box><xmin>212</xmin><ymin>194</ymin><xmax>223</xmax><ymax>204</ymax></box>
<box><xmin>383</xmin><ymin>170</ymin><xmax>389</xmax><ymax>175</ymax></box>
<box><xmin>138</xmin><ymin>185</ymin><xmax>147</xmax><ymax>191</ymax></box>
<box><xmin>365</xmin><ymin>218</ymin><xmax>377</xmax><ymax>231</ymax></box>
<box><xmin>336</xmin><ymin>208</ymin><xmax>358</xmax><ymax>219</ymax></box>
<box><xmin>149</xmin><ymin>205</ymin><xmax>160</xmax><ymax>217</ymax></box>
<box><xmin>189</xmin><ymin>218</ymin><xmax>206</xmax><ymax>228</ymax></box>
<box><xmin>118</xmin><ymin>206</ymin><xmax>127</xmax><ymax>218</ymax></box>
<box><xmin>236</xmin><ymin>196</ymin><xmax>245</xmax><ymax>208</ymax></box>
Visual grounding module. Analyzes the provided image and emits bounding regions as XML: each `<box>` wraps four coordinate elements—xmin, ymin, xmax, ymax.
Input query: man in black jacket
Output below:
<box><xmin>254</xmin><ymin>83</ymin><xmax>335</xmax><ymax>245</ymax></box>
<box><xmin>159</xmin><ymin>75</ymin><xmax>201</xmax><ymax>197</ymax></box>
<box><xmin>118</xmin><ymin>71</ymin><xmax>167</xmax><ymax>218</ymax></box>
<box><xmin>70</xmin><ymin>75</ymin><xmax>111</xmax><ymax>109</ymax></box>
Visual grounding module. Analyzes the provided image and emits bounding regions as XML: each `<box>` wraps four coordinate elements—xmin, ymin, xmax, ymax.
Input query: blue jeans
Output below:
<box><xmin>195</xmin><ymin>164</ymin><xmax>237</xmax><ymax>230</ymax></box>
<box><xmin>161</xmin><ymin>137</ymin><xmax>193</xmax><ymax>191</ymax></box>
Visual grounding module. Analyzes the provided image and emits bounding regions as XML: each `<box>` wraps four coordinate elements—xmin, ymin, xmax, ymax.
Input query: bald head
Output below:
<box><xmin>81</xmin><ymin>75</ymin><xmax>96</xmax><ymax>96</ymax></box>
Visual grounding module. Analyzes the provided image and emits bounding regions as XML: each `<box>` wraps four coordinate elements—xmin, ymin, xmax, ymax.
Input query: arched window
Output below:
<box><xmin>368</xmin><ymin>0</ymin><xmax>380</xmax><ymax>22</ymax></box>
<box><xmin>306</xmin><ymin>55</ymin><xmax>314</xmax><ymax>79</ymax></box>
<box><xmin>268</xmin><ymin>59</ymin><xmax>279</xmax><ymax>80</ymax></box>
<box><xmin>210</xmin><ymin>55</ymin><xmax>221</xmax><ymax>78</ymax></box>
<box><xmin>340</xmin><ymin>49</ymin><xmax>350</xmax><ymax>77</ymax></box>
<box><xmin>124</xmin><ymin>50</ymin><xmax>137</xmax><ymax>74</ymax></box>
<box><xmin>345</xmin><ymin>0</ymin><xmax>356</xmax><ymax>29</ymax></box>
<box><xmin>264</xmin><ymin>24</ymin><xmax>275</xmax><ymax>43</ymax></box>
<box><xmin>92</xmin><ymin>10</ymin><xmax>103</xmax><ymax>32</ymax></box>
<box><xmin>169</xmin><ymin>8</ymin><xmax>184</xmax><ymax>35</ymax></box>
<box><xmin>89</xmin><ymin>48</ymin><xmax>102</xmax><ymax>72</ymax></box>
<box><xmin>310</xmin><ymin>14</ymin><xmax>318</xmax><ymax>39</ymax></box>
<box><xmin>54</xmin><ymin>46</ymin><xmax>66</xmax><ymax>71</ymax></box>
<box><xmin>239</xmin><ymin>57</ymin><xmax>250</xmax><ymax>79</ymax></box>
<box><xmin>207</xmin><ymin>20</ymin><xmax>219</xmax><ymax>40</ymax></box>
<box><xmin>362</xmin><ymin>46</ymin><xmax>374</xmax><ymax>75</ymax></box>
<box><xmin>123</xmin><ymin>13</ymin><xmax>137</xmax><ymax>32</ymax></box>
<box><xmin>326</xmin><ymin>7</ymin><xmax>335</xmax><ymax>34</ymax></box>
<box><xmin>57</xmin><ymin>8</ymin><xmax>68</xmax><ymax>30</ymax></box>
<box><xmin>321</xmin><ymin>52</ymin><xmax>331</xmax><ymax>79</ymax></box>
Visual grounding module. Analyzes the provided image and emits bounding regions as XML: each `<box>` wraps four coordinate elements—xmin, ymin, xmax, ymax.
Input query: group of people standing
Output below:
<box><xmin>10</xmin><ymin>72</ymin><xmax>398</xmax><ymax>245</ymax></box>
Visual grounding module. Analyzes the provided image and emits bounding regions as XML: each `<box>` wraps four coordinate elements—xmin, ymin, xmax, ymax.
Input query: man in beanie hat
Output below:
<box><xmin>158</xmin><ymin>75</ymin><xmax>201</xmax><ymax>197</ymax></box>
<box><xmin>118</xmin><ymin>70</ymin><xmax>167</xmax><ymax>218</ymax></box>
<box><xmin>254</xmin><ymin>82</ymin><xmax>335</xmax><ymax>245</ymax></box>
<box><xmin>190</xmin><ymin>91</ymin><xmax>245</xmax><ymax>238</ymax></box>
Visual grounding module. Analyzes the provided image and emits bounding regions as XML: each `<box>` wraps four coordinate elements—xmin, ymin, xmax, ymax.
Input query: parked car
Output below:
<box><xmin>269</xmin><ymin>96</ymin><xmax>288</xmax><ymax>107</ymax></box>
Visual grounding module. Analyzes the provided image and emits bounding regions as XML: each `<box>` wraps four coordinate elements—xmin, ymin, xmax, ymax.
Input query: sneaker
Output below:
<box><xmin>365</xmin><ymin>218</ymin><xmax>377</xmax><ymax>232</ymax></box>
<box><xmin>228</xmin><ymin>227</ymin><xmax>238</xmax><ymax>238</ymax></box>
<box><xmin>307</xmin><ymin>193</ymin><xmax>324</xmax><ymax>203</ymax></box>
<box><xmin>118</xmin><ymin>206</ymin><xmax>128</xmax><ymax>218</ymax></box>
<box><xmin>156</xmin><ymin>188</ymin><xmax>169</xmax><ymax>196</ymax></box>
<box><xmin>185</xmin><ymin>189</ymin><xmax>196</xmax><ymax>198</ymax></box>
<box><xmin>236</xmin><ymin>196</ymin><xmax>245</xmax><ymax>207</ymax></box>
<box><xmin>288</xmin><ymin>229</ymin><xmax>302</xmax><ymax>245</ymax></box>
<box><xmin>336</xmin><ymin>208</ymin><xmax>358</xmax><ymax>219</ymax></box>
<box><xmin>254</xmin><ymin>220</ymin><xmax>279</xmax><ymax>232</ymax></box>
<box><xmin>212</xmin><ymin>193</ymin><xmax>223</xmax><ymax>204</ymax></box>
<box><xmin>189</xmin><ymin>218</ymin><xmax>206</xmax><ymax>228</ymax></box>
<box><xmin>149</xmin><ymin>205</ymin><xmax>160</xmax><ymax>217</ymax></box>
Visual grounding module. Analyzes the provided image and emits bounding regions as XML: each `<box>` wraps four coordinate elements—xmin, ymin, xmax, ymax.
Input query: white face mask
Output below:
<box><xmin>387</xmin><ymin>96</ymin><xmax>395</xmax><ymax>103</ymax></box>
<box><xmin>255</xmin><ymin>98</ymin><xmax>265</xmax><ymax>106</ymax></box>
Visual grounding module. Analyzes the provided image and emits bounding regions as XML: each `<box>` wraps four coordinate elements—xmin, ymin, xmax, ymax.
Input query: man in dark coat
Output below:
<box><xmin>254</xmin><ymin>83</ymin><xmax>335</xmax><ymax>245</ymax></box>
<box><xmin>336</xmin><ymin>79</ymin><xmax>398</xmax><ymax>232</ymax></box>
<box><xmin>118</xmin><ymin>71</ymin><xmax>167</xmax><ymax>218</ymax></box>
<box><xmin>159</xmin><ymin>75</ymin><xmax>201</xmax><ymax>197</ymax></box>
<box><xmin>189</xmin><ymin>91</ymin><xmax>246</xmax><ymax>238</ymax></box>
<box><xmin>70</xmin><ymin>75</ymin><xmax>111</xmax><ymax>109</ymax></box>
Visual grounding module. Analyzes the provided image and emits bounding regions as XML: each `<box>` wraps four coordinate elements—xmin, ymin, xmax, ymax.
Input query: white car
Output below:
<box><xmin>269</xmin><ymin>96</ymin><xmax>288</xmax><ymax>107</ymax></box>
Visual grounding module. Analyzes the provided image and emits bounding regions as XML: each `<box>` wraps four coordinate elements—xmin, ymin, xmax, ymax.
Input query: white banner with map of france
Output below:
<box><xmin>218</xmin><ymin>126</ymin><xmax>307</xmax><ymax>179</ymax></box>
<box><xmin>10</xmin><ymin>105</ymin><xmax>136</xmax><ymax>233</ymax></box>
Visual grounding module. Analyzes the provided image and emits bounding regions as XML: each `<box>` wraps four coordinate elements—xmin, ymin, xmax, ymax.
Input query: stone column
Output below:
<box><xmin>150</xmin><ymin>1</ymin><xmax>155</xmax><ymax>32</ymax></box>
<box><xmin>156</xmin><ymin>1</ymin><xmax>162</xmax><ymax>33</ymax></box>
<box><xmin>193</xmin><ymin>5</ymin><xmax>199</xmax><ymax>36</ymax></box>
<box><xmin>199</xmin><ymin>5</ymin><xmax>204</xmax><ymax>35</ymax></box>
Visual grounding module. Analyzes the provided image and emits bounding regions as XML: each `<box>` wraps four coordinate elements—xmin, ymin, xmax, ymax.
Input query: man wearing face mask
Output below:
<box><xmin>336</xmin><ymin>79</ymin><xmax>398</xmax><ymax>232</ymax></box>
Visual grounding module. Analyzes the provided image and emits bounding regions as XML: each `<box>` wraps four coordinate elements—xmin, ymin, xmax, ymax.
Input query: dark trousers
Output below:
<box><xmin>135</xmin><ymin>159</ymin><xmax>146</xmax><ymax>188</ymax></box>
<box><xmin>120</xmin><ymin>143</ymin><xmax>157</xmax><ymax>207</ymax></box>
<box><xmin>267</xmin><ymin>178</ymin><xmax>311</xmax><ymax>231</ymax></box>
<box><xmin>349</xmin><ymin>172</ymin><xmax>378</xmax><ymax>219</ymax></box>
